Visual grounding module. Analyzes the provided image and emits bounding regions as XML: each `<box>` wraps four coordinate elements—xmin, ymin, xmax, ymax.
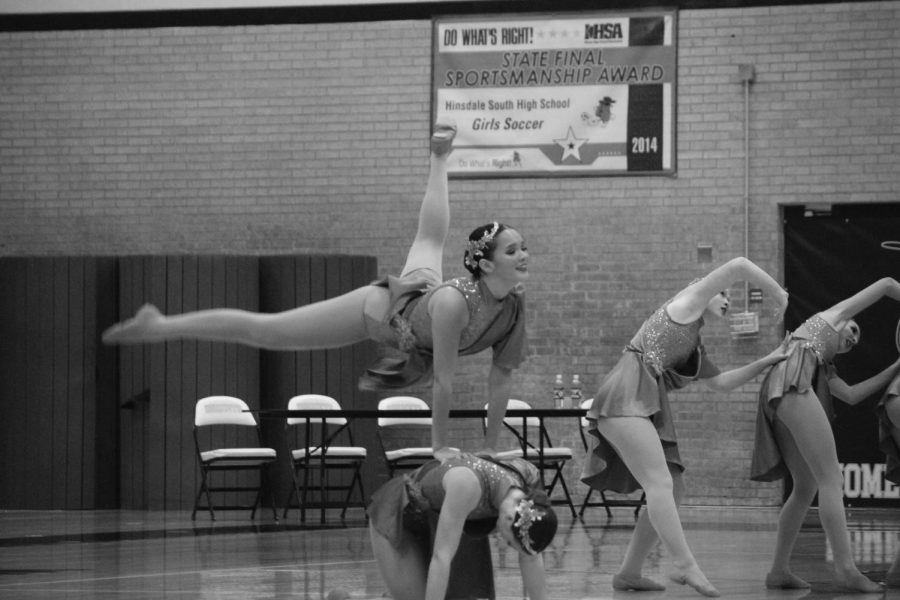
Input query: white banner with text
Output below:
<box><xmin>432</xmin><ymin>10</ymin><xmax>677</xmax><ymax>177</ymax></box>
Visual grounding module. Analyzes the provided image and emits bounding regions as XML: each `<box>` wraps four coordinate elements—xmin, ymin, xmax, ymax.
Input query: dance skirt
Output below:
<box><xmin>359</xmin><ymin>270</ymin><xmax>440</xmax><ymax>391</ymax></box>
<box><xmin>750</xmin><ymin>344</ymin><xmax>836</xmax><ymax>482</ymax></box>
<box><xmin>581</xmin><ymin>350</ymin><xmax>703</xmax><ymax>494</ymax></box>
<box><xmin>367</xmin><ymin>466</ymin><xmax>495</xmax><ymax>600</ymax></box>
<box><xmin>876</xmin><ymin>376</ymin><xmax>900</xmax><ymax>485</ymax></box>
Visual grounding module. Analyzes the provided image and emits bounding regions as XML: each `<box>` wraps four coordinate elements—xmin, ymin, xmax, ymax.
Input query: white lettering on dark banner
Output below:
<box><xmin>840</xmin><ymin>463</ymin><xmax>900</xmax><ymax>499</ymax></box>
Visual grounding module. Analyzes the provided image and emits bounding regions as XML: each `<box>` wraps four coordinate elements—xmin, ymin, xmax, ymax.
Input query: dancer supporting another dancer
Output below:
<box><xmin>581</xmin><ymin>257</ymin><xmax>790</xmax><ymax>598</ymax></box>
<box><xmin>368</xmin><ymin>452</ymin><xmax>557</xmax><ymax>600</ymax></box>
<box><xmin>103</xmin><ymin>120</ymin><xmax>530</xmax><ymax>457</ymax></box>
<box><xmin>877</xmin><ymin>366</ymin><xmax>900</xmax><ymax>587</ymax></box>
<box><xmin>751</xmin><ymin>277</ymin><xmax>900</xmax><ymax>593</ymax></box>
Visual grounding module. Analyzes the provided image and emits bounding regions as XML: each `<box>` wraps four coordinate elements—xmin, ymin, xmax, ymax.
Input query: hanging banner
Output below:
<box><xmin>432</xmin><ymin>10</ymin><xmax>677</xmax><ymax>177</ymax></box>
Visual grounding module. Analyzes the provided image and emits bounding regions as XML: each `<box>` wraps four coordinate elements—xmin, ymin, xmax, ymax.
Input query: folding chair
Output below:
<box><xmin>192</xmin><ymin>395</ymin><xmax>278</xmax><ymax>521</ymax></box>
<box><xmin>489</xmin><ymin>399</ymin><xmax>577</xmax><ymax>518</ymax></box>
<box><xmin>283</xmin><ymin>394</ymin><xmax>367</xmax><ymax>523</ymax></box>
<box><xmin>577</xmin><ymin>398</ymin><xmax>645</xmax><ymax>519</ymax></box>
<box><xmin>376</xmin><ymin>396</ymin><xmax>436</xmax><ymax>477</ymax></box>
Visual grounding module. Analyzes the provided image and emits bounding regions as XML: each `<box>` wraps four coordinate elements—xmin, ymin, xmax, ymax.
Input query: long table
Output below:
<box><xmin>255</xmin><ymin>407</ymin><xmax>587</xmax><ymax>520</ymax></box>
<box><xmin>256</xmin><ymin>407</ymin><xmax>586</xmax><ymax>452</ymax></box>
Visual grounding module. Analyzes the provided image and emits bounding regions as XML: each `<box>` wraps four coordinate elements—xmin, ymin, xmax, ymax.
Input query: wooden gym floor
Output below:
<box><xmin>1</xmin><ymin>505</ymin><xmax>899</xmax><ymax>599</ymax></box>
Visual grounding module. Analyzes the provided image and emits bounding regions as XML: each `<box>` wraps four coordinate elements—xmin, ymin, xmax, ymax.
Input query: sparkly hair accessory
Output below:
<box><xmin>464</xmin><ymin>221</ymin><xmax>500</xmax><ymax>269</ymax></box>
<box><xmin>513</xmin><ymin>497</ymin><xmax>542</xmax><ymax>555</ymax></box>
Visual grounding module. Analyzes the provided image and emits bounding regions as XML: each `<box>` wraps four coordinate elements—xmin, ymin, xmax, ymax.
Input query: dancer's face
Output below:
<box><xmin>481</xmin><ymin>229</ymin><xmax>529</xmax><ymax>285</ymax></box>
<box><xmin>703</xmin><ymin>290</ymin><xmax>731</xmax><ymax>320</ymax></box>
<box><xmin>496</xmin><ymin>493</ymin><xmax>528</xmax><ymax>554</ymax></box>
<box><xmin>837</xmin><ymin>320</ymin><xmax>860</xmax><ymax>354</ymax></box>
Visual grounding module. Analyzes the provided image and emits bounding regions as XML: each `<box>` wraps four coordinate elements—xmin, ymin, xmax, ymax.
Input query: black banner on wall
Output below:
<box><xmin>784</xmin><ymin>203</ymin><xmax>900</xmax><ymax>507</ymax></box>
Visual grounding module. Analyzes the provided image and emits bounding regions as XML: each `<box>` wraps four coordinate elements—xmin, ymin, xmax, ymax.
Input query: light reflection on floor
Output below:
<box><xmin>0</xmin><ymin>506</ymin><xmax>898</xmax><ymax>599</ymax></box>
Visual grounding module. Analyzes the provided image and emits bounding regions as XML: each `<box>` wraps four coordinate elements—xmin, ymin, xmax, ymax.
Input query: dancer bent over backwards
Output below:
<box><xmin>581</xmin><ymin>257</ymin><xmax>789</xmax><ymax>597</ymax></box>
<box><xmin>103</xmin><ymin>120</ymin><xmax>531</xmax><ymax>458</ymax></box>
<box><xmin>752</xmin><ymin>277</ymin><xmax>900</xmax><ymax>593</ymax></box>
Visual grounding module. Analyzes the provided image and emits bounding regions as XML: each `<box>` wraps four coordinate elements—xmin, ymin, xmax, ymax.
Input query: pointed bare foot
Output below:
<box><xmin>669</xmin><ymin>567</ymin><xmax>720</xmax><ymax>597</ymax></box>
<box><xmin>102</xmin><ymin>304</ymin><xmax>164</xmax><ymax>345</ymax></box>
<box><xmin>612</xmin><ymin>572</ymin><xmax>666</xmax><ymax>591</ymax></box>
<box><xmin>833</xmin><ymin>571</ymin><xmax>882</xmax><ymax>593</ymax></box>
<box><xmin>765</xmin><ymin>571</ymin><xmax>811</xmax><ymax>589</ymax></box>
<box><xmin>430</xmin><ymin>119</ymin><xmax>457</xmax><ymax>156</ymax></box>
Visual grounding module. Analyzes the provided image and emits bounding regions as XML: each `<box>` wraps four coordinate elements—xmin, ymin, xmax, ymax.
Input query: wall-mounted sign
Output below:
<box><xmin>432</xmin><ymin>10</ymin><xmax>677</xmax><ymax>177</ymax></box>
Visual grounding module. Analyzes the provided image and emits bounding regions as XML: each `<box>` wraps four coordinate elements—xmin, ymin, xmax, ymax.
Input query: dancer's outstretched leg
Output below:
<box><xmin>400</xmin><ymin>119</ymin><xmax>456</xmax><ymax>278</ymax></box>
<box><xmin>598</xmin><ymin>416</ymin><xmax>719</xmax><ymax>597</ymax></box>
<box><xmin>774</xmin><ymin>390</ymin><xmax>883</xmax><ymax>593</ymax></box>
<box><xmin>102</xmin><ymin>285</ymin><xmax>374</xmax><ymax>350</ymax></box>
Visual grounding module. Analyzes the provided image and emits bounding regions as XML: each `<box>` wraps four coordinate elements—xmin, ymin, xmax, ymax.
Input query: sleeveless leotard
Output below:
<box><xmin>750</xmin><ymin>314</ymin><xmax>840</xmax><ymax>481</ymax></box>
<box><xmin>360</xmin><ymin>275</ymin><xmax>526</xmax><ymax>390</ymax></box>
<box><xmin>581</xmin><ymin>303</ymin><xmax>720</xmax><ymax>493</ymax></box>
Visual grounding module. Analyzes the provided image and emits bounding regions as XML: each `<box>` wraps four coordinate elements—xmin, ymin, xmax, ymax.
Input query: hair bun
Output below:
<box><xmin>511</xmin><ymin>496</ymin><xmax>558</xmax><ymax>555</ymax></box>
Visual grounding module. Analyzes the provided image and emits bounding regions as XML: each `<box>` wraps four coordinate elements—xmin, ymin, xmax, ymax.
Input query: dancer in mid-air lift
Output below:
<box><xmin>104</xmin><ymin>120</ymin><xmax>530</xmax><ymax>458</ymax></box>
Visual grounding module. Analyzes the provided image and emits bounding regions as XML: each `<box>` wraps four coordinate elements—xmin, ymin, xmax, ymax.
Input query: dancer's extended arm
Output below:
<box><xmin>425</xmin><ymin>468</ymin><xmax>480</xmax><ymax>600</ymax></box>
<box><xmin>821</xmin><ymin>278</ymin><xmax>900</xmax><ymax>329</ymax></box>
<box><xmin>829</xmin><ymin>357</ymin><xmax>900</xmax><ymax>406</ymax></box>
<box><xmin>481</xmin><ymin>364</ymin><xmax>513</xmax><ymax>453</ymax></box>
<box><xmin>519</xmin><ymin>552</ymin><xmax>549</xmax><ymax>600</ymax></box>
<box><xmin>430</xmin><ymin>287</ymin><xmax>468</xmax><ymax>453</ymax></box>
<box><xmin>703</xmin><ymin>334</ymin><xmax>791</xmax><ymax>392</ymax></box>
<box><xmin>668</xmin><ymin>257</ymin><xmax>788</xmax><ymax>324</ymax></box>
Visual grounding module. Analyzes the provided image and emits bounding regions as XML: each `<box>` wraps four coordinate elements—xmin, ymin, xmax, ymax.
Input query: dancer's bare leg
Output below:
<box><xmin>399</xmin><ymin>120</ymin><xmax>455</xmax><ymax>278</ymax></box>
<box><xmin>765</xmin><ymin>413</ymin><xmax>816</xmax><ymax>589</ymax></box>
<box><xmin>102</xmin><ymin>286</ymin><xmax>374</xmax><ymax>349</ymax></box>
<box><xmin>773</xmin><ymin>390</ymin><xmax>882</xmax><ymax>593</ymax></box>
<box><xmin>598</xmin><ymin>416</ymin><xmax>719</xmax><ymax>597</ymax></box>
<box><xmin>883</xmin><ymin>396</ymin><xmax>900</xmax><ymax>586</ymax></box>
<box><xmin>369</xmin><ymin>524</ymin><xmax>429</xmax><ymax>600</ymax></box>
<box><xmin>612</xmin><ymin>468</ymin><xmax>686</xmax><ymax>591</ymax></box>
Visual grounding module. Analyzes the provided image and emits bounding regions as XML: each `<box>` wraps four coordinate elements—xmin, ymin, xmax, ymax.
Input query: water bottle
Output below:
<box><xmin>568</xmin><ymin>374</ymin><xmax>583</xmax><ymax>409</ymax></box>
<box><xmin>553</xmin><ymin>374</ymin><xmax>565</xmax><ymax>409</ymax></box>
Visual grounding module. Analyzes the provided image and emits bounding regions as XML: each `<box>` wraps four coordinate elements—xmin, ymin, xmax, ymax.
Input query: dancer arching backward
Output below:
<box><xmin>102</xmin><ymin>121</ymin><xmax>530</xmax><ymax>458</ymax></box>
<box><xmin>876</xmin><ymin>366</ymin><xmax>900</xmax><ymax>588</ymax></box>
<box><xmin>751</xmin><ymin>277</ymin><xmax>900</xmax><ymax>593</ymax></box>
<box><xmin>581</xmin><ymin>257</ymin><xmax>790</xmax><ymax>598</ymax></box>
<box><xmin>368</xmin><ymin>452</ymin><xmax>556</xmax><ymax>600</ymax></box>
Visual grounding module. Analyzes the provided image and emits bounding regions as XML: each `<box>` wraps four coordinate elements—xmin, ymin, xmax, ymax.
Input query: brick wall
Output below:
<box><xmin>1</xmin><ymin>2</ymin><xmax>898</xmax><ymax>506</ymax></box>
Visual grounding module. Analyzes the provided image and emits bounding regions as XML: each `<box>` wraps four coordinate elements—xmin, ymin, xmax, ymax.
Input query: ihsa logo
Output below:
<box><xmin>584</xmin><ymin>22</ymin><xmax>623</xmax><ymax>42</ymax></box>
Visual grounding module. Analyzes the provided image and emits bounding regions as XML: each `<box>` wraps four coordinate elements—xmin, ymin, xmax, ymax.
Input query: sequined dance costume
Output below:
<box><xmin>360</xmin><ymin>274</ymin><xmax>526</xmax><ymax>390</ymax></box>
<box><xmin>368</xmin><ymin>453</ymin><xmax>540</xmax><ymax>600</ymax></box>
<box><xmin>581</xmin><ymin>304</ymin><xmax>720</xmax><ymax>494</ymax></box>
<box><xmin>875</xmin><ymin>372</ymin><xmax>900</xmax><ymax>484</ymax></box>
<box><xmin>750</xmin><ymin>314</ymin><xmax>840</xmax><ymax>481</ymax></box>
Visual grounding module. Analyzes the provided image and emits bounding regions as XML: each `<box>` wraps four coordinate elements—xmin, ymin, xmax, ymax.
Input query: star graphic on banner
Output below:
<box><xmin>554</xmin><ymin>127</ymin><xmax>589</xmax><ymax>162</ymax></box>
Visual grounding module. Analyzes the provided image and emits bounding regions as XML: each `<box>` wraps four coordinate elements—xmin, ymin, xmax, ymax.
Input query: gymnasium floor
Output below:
<box><xmin>1</xmin><ymin>506</ymin><xmax>899</xmax><ymax>599</ymax></box>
